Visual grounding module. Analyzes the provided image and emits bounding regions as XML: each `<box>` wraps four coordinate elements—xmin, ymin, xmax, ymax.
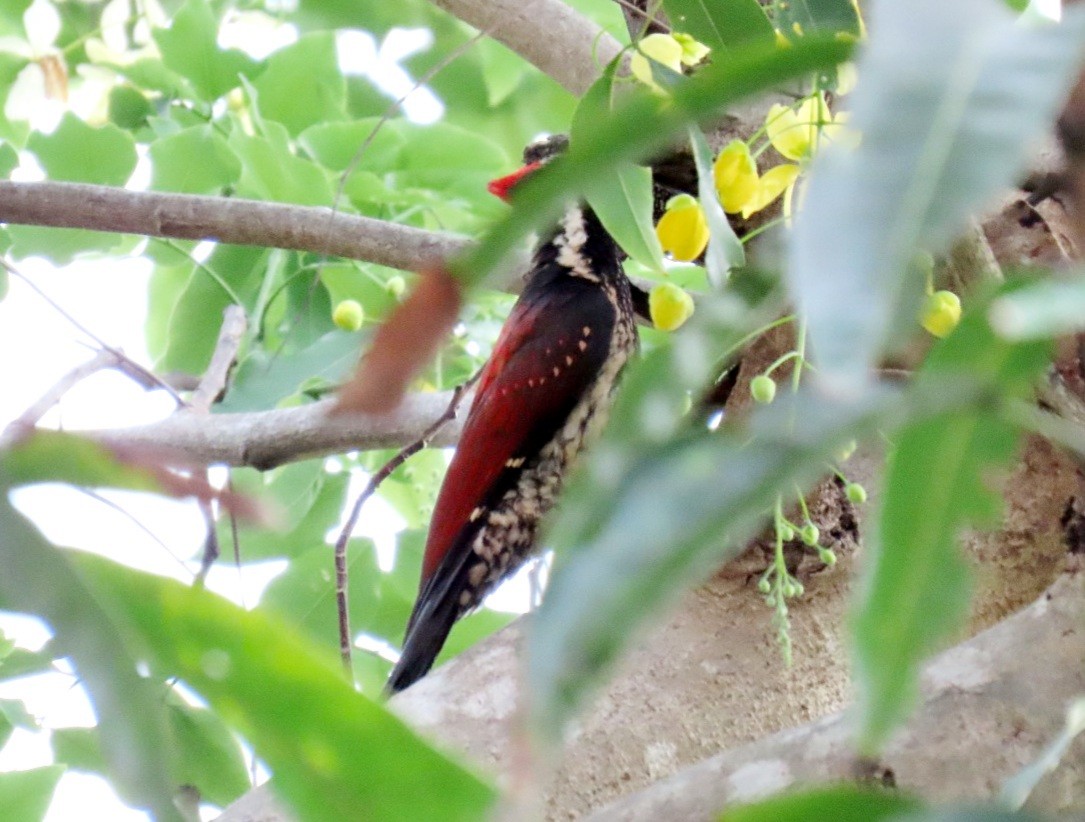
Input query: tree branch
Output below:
<box><xmin>587</xmin><ymin>565</ymin><xmax>1085</xmax><ymax>821</ymax></box>
<box><xmin>81</xmin><ymin>391</ymin><xmax>469</xmax><ymax>471</ymax></box>
<box><xmin>0</xmin><ymin>181</ymin><xmax>470</xmax><ymax>274</ymax></box>
<box><xmin>428</xmin><ymin>0</ymin><xmax>624</xmax><ymax>96</ymax></box>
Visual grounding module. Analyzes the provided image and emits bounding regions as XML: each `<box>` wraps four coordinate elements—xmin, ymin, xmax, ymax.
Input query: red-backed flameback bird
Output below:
<box><xmin>387</xmin><ymin>136</ymin><xmax>638</xmax><ymax>693</ymax></box>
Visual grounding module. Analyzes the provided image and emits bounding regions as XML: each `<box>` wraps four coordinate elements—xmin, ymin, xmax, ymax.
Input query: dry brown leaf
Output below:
<box><xmin>333</xmin><ymin>267</ymin><xmax>462</xmax><ymax>415</ymax></box>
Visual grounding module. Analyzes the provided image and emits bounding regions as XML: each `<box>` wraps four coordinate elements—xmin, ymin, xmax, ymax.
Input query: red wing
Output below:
<box><xmin>420</xmin><ymin>287</ymin><xmax>613</xmax><ymax>583</ymax></box>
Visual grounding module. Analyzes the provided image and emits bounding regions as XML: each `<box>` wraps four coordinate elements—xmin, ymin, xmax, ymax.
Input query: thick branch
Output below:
<box><xmin>82</xmin><ymin>391</ymin><xmax>468</xmax><ymax>471</ymax></box>
<box><xmin>428</xmin><ymin>0</ymin><xmax>623</xmax><ymax>96</ymax></box>
<box><xmin>0</xmin><ymin>181</ymin><xmax>469</xmax><ymax>273</ymax></box>
<box><xmin>588</xmin><ymin>566</ymin><xmax>1085</xmax><ymax>821</ymax></box>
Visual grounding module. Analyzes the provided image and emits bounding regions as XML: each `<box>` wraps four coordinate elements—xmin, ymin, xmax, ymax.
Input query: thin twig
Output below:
<box><xmin>333</xmin><ymin>371</ymin><xmax>482</xmax><ymax>674</ymax></box>
<box><xmin>1</xmin><ymin>259</ymin><xmax>186</xmax><ymax>406</ymax></box>
<box><xmin>1</xmin><ymin>348</ymin><xmax>118</xmax><ymax>443</ymax></box>
<box><xmin>75</xmin><ymin>487</ymin><xmax>195</xmax><ymax>578</ymax></box>
<box><xmin>190</xmin><ymin>305</ymin><xmax>248</xmax><ymax>412</ymax></box>
<box><xmin>184</xmin><ymin>305</ymin><xmax>247</xmax><ymax>580</ymax></box>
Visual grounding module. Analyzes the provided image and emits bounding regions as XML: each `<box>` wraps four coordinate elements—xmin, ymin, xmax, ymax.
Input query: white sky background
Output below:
<box><xmin>0</xmin><ymin>14</ymin><xmax>538</xmax><ymax>821</ymax></box>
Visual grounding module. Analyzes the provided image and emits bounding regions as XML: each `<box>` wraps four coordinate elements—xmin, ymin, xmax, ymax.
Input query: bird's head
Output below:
<box><xmin>487</xmin><ymin>134</ymin><xmax>569</xmax><ymax>202</ymax></box>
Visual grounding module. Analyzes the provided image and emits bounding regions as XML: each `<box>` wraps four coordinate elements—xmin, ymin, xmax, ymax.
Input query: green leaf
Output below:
<box><xmin>0</xmin><ymin>640</ymin><xmax>56</xmax><ymax>682</ymax></box>
<box><xmin>107</xmin><ymin>85</ymin><xmax>154</xmax><ymax>130</ymax></box>
<box><xmin>153</xmin><ymin>0</ymin><xmax>259</xmax><ymax>101</ymax></box>
<box><xmin>252</xmin><ymin>33</ymin><xmax>346</xmax><ymax>137</ymax></box>
<box><xmin>217</xmin><ymin>331</ymin><xmax>361</xmax><ymax>413</ymax></box>
<box><xmin>774</xmin><ymin>0</ymin><xmax>863</xmax><ymax>38</ymax></box>
<box><xmin>662</xmin><ymin>0</ymin><xmax>773</xmax><ymax>52</ymax></box>
<box><xmin>458</xmin><ymin>36</ymin><xmax>851</xmax><ymax>288</ymax></box>
<box><xmin>220</xmin><ymin>462</ymin><xmax>348</xmax><ymax>562</ymax></box>
<box><xmin>853</xmin><ymin>288</ymin><xmax>1051</xmax><ymax>752</ymax></box>
<box><xmin>988</xmin><ymin>274</ymin><xmax>1085</xmax><ymax>340</ymax></box>
<box><xmin>719</xmin><ymin>785</ymin><xmax>920</xmax><ymax>821</ymax></box>
<box><xmin>0</xmin><ymin>698</ymin><xmax>38</xmax><ymax>730</ymax></box>
<box><xmin>260</xmin><ymin>540</ymin><xmax>386</xmax><ymax>651</ymax></box>
<box><xmin>0</xmin><ymin>140</ymin><xmax>16</xmax><ymax>177</ymax></box>
<box><xmin>6</xmin><ymin>225</ymin><xmax>126</xmax><ymax>265</ymax></box>
<box><xmin>689</xmin><ymin>124</ymin><xmax>744</xmax><ymax>285</ymax></box>
<box><xmin>71</xmin><ymin>552</ymin><xmax>497</xmax><ymax>822</ymax></box>
<box><xmin>475</xmin><ymin>37</ymin><xmax>528</xmax><ymax>107</ymax></box>
<box><xmin>149</xmin><ymin>125</ymin><xmax>241</xmax><ymax>194</ymax></box>
<box><xmin>298</xmin><ymin>119</ymin><xmax>406</xmax><ymax>174</ymax></box>
<box><xmin>530</xmin><ymin>384</ymin><xmax>904</xmax><ymax>737</ymax></box>
<box><xmin>0</xmin><ymin>765</ymin><xmax>65</xmax><ymax>822</ymax></box>
<box><xmin>0</xmin><ymin>498</ymin><xmax>181</xmax><ymax>820</ymax></box>
<box><xmin>167</xmin><ymin>699</ymin><xmax>250</xmax><ymax>807</ymax></box>
<box><xmin>154</xmin><ymin>245</ymin><xmax>266</xmax><ymax>374</ymax></box>
<box><xmin>789</xmin><ymin>2</ymin><xmax>1085</xmax><ymax>390</ymax></box>
<box><xmin>1</xmin><ymin>430</ymin><xmax>160</xmax><ymax>492</ymax></box>
<box><xmin>574</xmin><ymin>62</ymin><xmax>664</xmax><ymax>274</ymax></box>
<box><xmin>52</xmin><ymin>727</ymin><xmax>106</xmax><ymax>774</ymax></box>
<box><xmin>28</xmin><ymin>113</ymin><xmax>136</xmax><ymax>185</ymax></box>
<box><xmin>230</xmin><ymin>129</ymin><xmax>335</xmax><ymax>206</ymax></box>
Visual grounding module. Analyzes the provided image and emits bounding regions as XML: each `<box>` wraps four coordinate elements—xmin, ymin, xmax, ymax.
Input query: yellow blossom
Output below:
<box><xmin>672</xmin><ymin>33</ymin><xmax>710</xmax><ymax>66</ymax></box>
<box><xmin>713</xmin><ymin>140</ymin><xmax>759</xmax><ymax>213</ymax></box>
<box><xmin>766</xmin><ymin>94</ymin><xmax>842</xmax><ymax>161</ymax></box>
<box><xmin>630</xmin><ymin>33</ymin><xmax>684</xmax><ymax>92</ymax></box>
<box><xmin>741</xmin><ymin>164</ymin><xmax>801</xmax><ymax>218</ymax></box>
<box><xmin>920</xmin><ymin>290</ymin><xmax>961</xmax><ymax>338</ymax></box>
<box><xmin>655</xmin><ymin>194</ymin><xmax>709</xmax><ymax>261</ymax></box>
<box><xmin>649</xmin><ymin>282</ymin><xmax>695</xmax><ymax>332</ymax></box>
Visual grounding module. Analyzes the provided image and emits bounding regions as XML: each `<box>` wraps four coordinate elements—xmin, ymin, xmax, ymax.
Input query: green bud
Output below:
<box><xmin>332</xmin><ymin>299</ymin><xmax>364</xmax><ymax>331</ymax></box>
<box><xmin>845</xmin><ymin>482</ymin><xmax>868</xmax><ymax>504</ymax></box>
<box><xmin>818</xmin><ymin>547</ymin><xmax>837</xmax><ymax>566</ymax></box>
<box><xmin>757</xmin><ymin>577</ymin><xmax>771</xmax><ymax>594</ymax></box>
<box><xmin>750</xmin><ymin>374</ymin><xmax>777</xmax><ymax>404</ymax></box>
<box><xmin>778</xmin><ymin>522</ymin><xmax>795</xmax><ymax>542</ymax></box>
<box><xmin>800</xmin><ymin>523</ymin><xmax>819</xmax><ymax>546</ymax></box>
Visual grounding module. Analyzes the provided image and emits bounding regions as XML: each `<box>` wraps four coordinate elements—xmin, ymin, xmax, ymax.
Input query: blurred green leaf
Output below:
<box><xmin>774</xmin><ymin>0</ymin><xmax>863</xmax><ymax>38</ymax></box>
<box><xmin>6</xmin><ymin>225</ymin><xmax>129</xmax><ymax>265</ymax></box>
<box><xmin>0</xmin><ymin>639</ymin><xmax>55</xmax><ymax>683</ymax></box>
<box><xmin>167</xmin><ymin>698</ymin><xmax>250</xmax><ymax>807</ymax></box>
<box><xmin>662</xmin><ymin>0</ymin><xmax>773</xmax><ymax>52</ymax></box>
<box><xmin>52</xmin><ymin>727</ymin><xmax>106</xmax><ymax>774</ymax></box>
<box><xmin>0</xmin><ymin>141</ymin><xmax>16</xmax><ymax>177</ymax></box>
<box><xmin>149</xmin><ymin>125</ymin><xmax>241</xmax><ymax>194</ymax></box>
<box><xmin>854</xmin><ymin>289</ymin><xmax>1051</xmax><ymax>753</ymax></box>
<box><xmin>72</xmin><ymin>552</ymin><xmax>497</xmax><ymax>822</ymax></box>
<box><xmin>719</xmin><ymin>785</ymin><xmax>920</xmax><ymax>821</ymax></box>
<box><xmin>252</xmin><ymin>33</ymin><xmax>346</xmax><ymax>137</ymax></box>
<box><xmin>107</xmin><ymin>85</ymin><xmax>154</xmax><ymax>130</ymax></box>
<box><xmin>0</xmin><ymin>765</ymin><xmax>65</xmax><ymax>822</ymax></box>
<box><xmin>574</xmin><ymin>65</ymin><xmax>665</xmax><ymax>274</ymax></box>
<box><xmin>153</xmin><ymin>0</ymin><xmax>259</xmax><ymax>100</ymax></box>
<box><xmin>0</xmin><ymin>697</ymin><xmax>37</xmax><ymax>730</ymax></box>
<box><xmin>1</xmin><ymin>431</ymin><xmax>159</xmax><ymax>493</ymax></box>
<box><xmin>988</xmin><ymin>274</ymin><xmax>1085</xmax><ymax>340</ymax></box>
<box><xmin>689</xmin><ymin>124</ymin><xmax>744</xmax><ymax>285</ymax></box>
<box><xmin>28</xmin><ymin>113</ymin><xmax>136</xmax><ymax>185</ymax></box>
<box><xmin>789</xmin><ymin>1</ymin><xmax>1085</xmax><ymax>389</ymax></box>
<box><xmin>0</xmin><ymin>497</ymin><xmax>181</xmax><ymax>820</ymax></box>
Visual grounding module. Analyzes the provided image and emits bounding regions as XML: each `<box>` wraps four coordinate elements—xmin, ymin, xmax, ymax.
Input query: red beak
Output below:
<box><xmin>487</xmin><ymin>161</ymin><xmax>542</xmax><ymax>202</ymax></box>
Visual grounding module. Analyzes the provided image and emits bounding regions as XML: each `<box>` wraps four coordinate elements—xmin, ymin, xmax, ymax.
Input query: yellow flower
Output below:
<box><xmin>649</xmin><ymin>282</ymin><xmax>695</xmax><ymax>332</ymax></box>
<box><xmin>920</xmin><ymin>290</ymin><xmax>961</xmax><ymax>338</ymax></box>
<box><xmin>766</xmin><ymin>94</ymin><xmax>841</xmax><ymax>161</ymax></box>
<box><xmin>656</xmin><ymin>194</ymin><xmax>709</xmax><ymax>261</ymax></box>
<box><xmin>713</xmin><ymin>140</ymin><xmax>759</xmax><ymax>213</ymax></box>
<box><xmin>672</xmin><ymin>33</ymin><xmax>710</xmax><ymax>66</ymax></box>
<box><xmin>630</xmin><ymin>33</ymin><xmax>684</xmax><ymax>92</ymax></box>
<box><xmin>740</xmin><ymin>164</ymin><xmax>800</xmax><ymax>218</ymax></box>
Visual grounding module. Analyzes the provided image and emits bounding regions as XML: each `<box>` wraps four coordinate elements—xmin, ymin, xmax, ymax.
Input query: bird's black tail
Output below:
<box><xmin>385</xmin><ymin>572</ymin><xmax>463</xmax><ymax>694</ymax></box>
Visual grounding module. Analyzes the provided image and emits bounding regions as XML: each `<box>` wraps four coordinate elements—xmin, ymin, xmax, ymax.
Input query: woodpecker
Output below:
<box><xmin>387</xmin><ymin>137</ymin><xmax>638</xmax><ymax>693</ymax></box>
